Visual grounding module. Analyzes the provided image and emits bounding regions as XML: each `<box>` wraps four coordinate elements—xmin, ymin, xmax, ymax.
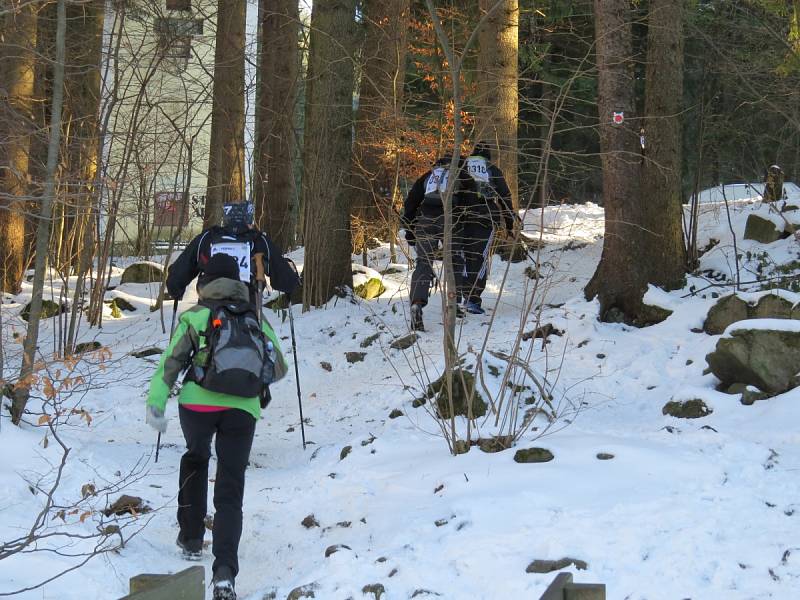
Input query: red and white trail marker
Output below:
<box><xmin>612</xmin><ymin>111</ymin><xmax>624</xmax><ymax>125</ymax></box>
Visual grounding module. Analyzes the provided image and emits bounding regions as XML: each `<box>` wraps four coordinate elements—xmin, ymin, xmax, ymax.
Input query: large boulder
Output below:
<box><xmin>21</xmin><ymin>299</ymin><xmax>65</xmax><ymax>322</ymax></box>
<box><xmin>705</xmin><ymin>323</ymin><xmax>800</xmax><ymax>394</ymax></box>
<box><xmin>703</xmin><ymin>295</ymin><xmax>749</xmax><ymax>335</ymax></box>
<box><xmin>744</xmin><ymin>214</ymin><xmax>783</xmax><ymax>243</ymax></box>
<box><xmin>120</xmin><ymin>262</ymin><xmax>163</xmax><ymax>284</ymax></box>
<box><xmin>704</xmin><ymin>293</ymin><xmax>799</xmax><ymax>335</ymax></box>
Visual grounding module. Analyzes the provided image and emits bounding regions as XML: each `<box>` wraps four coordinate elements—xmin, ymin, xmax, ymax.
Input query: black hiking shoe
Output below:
<box><xmin>213</xmin><ymin>566</ymin><xmax>236</xmax><ymax>600</ymax></box>
<box><xmin>176</xmin><ymin>535</ymin><xmax>203</xmax><ymax>561</ymax></box>
<box><xmin>410</xmin><ymin>304</ymin><xmax>425</xmax><ymax>332</ymax></box>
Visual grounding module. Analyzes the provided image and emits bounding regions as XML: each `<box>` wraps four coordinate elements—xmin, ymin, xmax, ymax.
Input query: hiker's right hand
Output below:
<box><xmin>146</xmin><ymin>405</ymin><xmax>168</xmax><ymax>433</ymax></box>
<box><xmin>404</xmin><ymin>229</ymin><xmax>416</xmax><ymax>246</ymax></box>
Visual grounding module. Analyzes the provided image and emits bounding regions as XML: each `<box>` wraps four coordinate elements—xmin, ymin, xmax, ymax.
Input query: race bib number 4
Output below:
<box><xmin>210</xmin><ymin>242</ymin><xmax>251</xmax><ymax>282</ymax></box>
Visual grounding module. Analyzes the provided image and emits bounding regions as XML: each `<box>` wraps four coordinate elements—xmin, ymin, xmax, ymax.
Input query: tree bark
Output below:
<box><xmin>477</xmin><ymin>0</ymin><xmax>519</xmax><ymax>209</ymax></box>
<box><xmin>351</xmin><ymin>0</ymin><xmax>411</xmax><ymax>252</ymax></box>
<box><xmin>254</xmin><ymin>0</ymin><xmax>300</xmax><ymax>250</ymax></box>
<box><xmin>301</xmin><ymin>0</ymin><xmax>358</xmax><ymax>308</ymax></box>
<box><xmin>0</xmin><ymin>0</ymin><xmax>37</xmax><ymax>293</ymax></box>
<box><xmin>204</xmin><ymin>0</ymin><xmax>246</xmax><ymax>228</ymax></box>
<box><xmin>640</xmin><ymin>0</ymin><xmax>685</xmax><ymax>289</ymax></box>
<box><xmin>584</xmin><ymin>0</ymin><xmax>649</xmax><ymax>322</ymax></box>
<box><xmin>13</xmin><ymin>0</ymin><xmax>67</xmax><ymax>425</ymax></box>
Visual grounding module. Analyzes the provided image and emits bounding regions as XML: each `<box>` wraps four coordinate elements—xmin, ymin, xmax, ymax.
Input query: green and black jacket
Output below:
<box><xmin>146</xmin><ymin>277</ymin><xmax>287</xmax><ymax>420</ymax></box>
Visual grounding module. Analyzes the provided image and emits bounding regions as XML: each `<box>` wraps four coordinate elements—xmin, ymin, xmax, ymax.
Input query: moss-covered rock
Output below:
<box><xmin>706</xmin><ymin>327</ymin><xmax>800</xmax><ymax>394</ymax></box>
<box><xmin>477</xmin><ymin>435</ymin><xmax>514</xmax><ymax>453</ymax></box>
<box><xmin>525</xmin><ymin>557</ymin><xmax>587</xmax><ymax>574</ymax></box>
<box><xmin>354</xmin><ymin>278</ymin><xmax>386</xmax><ymax>300</ymax></box>
<box><xmin>360</xmin><ymin>333</ymin><xmax>381</xmax><ymax>348</ymax></box>
<box><xmin>390</xmin><ymin>333</ymin><xmax>418</xmax><ymax>350</ymax></box>
<box><xmin>345</xmin><ymin>352</ymin><xmax>367</xmax><ymax>363</ymax></box>
<box><xmin>704</xmin><ymin>295</ymin><xmax>749</xmax><ymax>335</ymax></box>
<box><xmin>287</xmin><ymin>583</ymin><xmax>319</xmax><ymax>600</ymax></box>
<box><xmin>120</xmin><ymin>262</ymin><xmax>163</xmax><ymax>284</ymax></box>
<box><xmin>662</xmin><ymin>399</ymin><xmax>712</xmax><ymax>419</ymax></box>
<box><xmin>21</xmin><ymin>299</ymin><xmax>64</xmax><ymax>322</ymax></box>
<box><xmin>724</xmin><ymin>382</ymin><xmax>772</xmax><ymax>406</ymax></box>
<box><xmin>74</xmin><ymin>341</ymin><xmax>102</xmax><ymax>354</ymax></box>
<box><xmin>388</xmin><ymin>409</ymin><xmax>403</xmax><ymax>419</ymax></box>
<box><xmin>109</xmin><ymin>297</ymin><xmax>136</xmax><ymax>312</ymax></box>
<box><xmin>514</xmin><ymin>447</ymin><xmax>554</xmax><ymax>463</ymax></box>
<box><xmin>752</xmin><ymin>294</ymin><xmax>794</xmax><ymax>319</ymax></box>
<box><xmin>427</xmin><ymin>369</ymin><xmax>488</xmax><ymax>419</ymax></box>
<box><xmin>339</xmin><ymin>446</ymin><xmax>352</xmax><ymax>460</ymax></box>
<box><xmin>361</xmin><ymin>583</ymin><xmax>385</xmax><ymax>599</ymax></box>
<box><xmin>744</xmin><ymin>214</ymin><xmax>783</xmax><ymax>243</ymax></box>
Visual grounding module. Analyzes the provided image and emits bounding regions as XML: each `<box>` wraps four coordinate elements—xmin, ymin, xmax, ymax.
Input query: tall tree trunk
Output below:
<box><xmin>253</xmin><ymin>0</ymin><xmax>300</xmax><ymax>250</ymax></box>
<box><xmin>351</xmin><ymin>0</ymin><xmax>411</xmax><ymax>252</ymax></box>
<box><xmin>640</xmin><ymin>0</ymin><xmax>685</xmax><ymax>289</ymax></box>
<box><xmin>584</xmin><ymin>0</ymin><xmax>648</xmax><ymax>322</ymax></box>
<box><xmin>204</xmin><ymin>0</ymin><xmax>246</xmax><ymax>228</ymax></box>
<box><xmin>477</xmin><ymin>0</ymin><xmax>519</xmax><ymax>209</ymax></box>
<box><xmin>301</xmin><ymin>0</ymin><xmax>358</xmax><ymax>308</ymax></box>
<box><xmin>13</xmin><ymin>0</ymin><xmax>66</xmax><ymax>425</ymax></box>
<box><xmin>61</xmin><ymin>0</ymin><xmax>104</xmax><ymax>272</ymax></box>
<box><xmin>0</xmin><ymin>0</ymin><xmax>37</xmax><ymax>293</ymax></box>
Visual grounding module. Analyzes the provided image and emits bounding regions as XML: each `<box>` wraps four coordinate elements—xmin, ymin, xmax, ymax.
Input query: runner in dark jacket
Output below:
<box><xmin>167</xmin><ymin>201</ymin><xmax>299</xmax><ymax>308</ymax></box>
<box><xmin>455</xmin><ymin>144</ymin><xmax>515</xmax><ymax>314</ymax></box>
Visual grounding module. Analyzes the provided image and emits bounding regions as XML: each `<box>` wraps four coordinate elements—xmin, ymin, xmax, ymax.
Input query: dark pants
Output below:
<box><xmin>178</xmin><ymin>406</ymin><xmax>256</xmax><ymax>577</ymax></box>
<box><xmin>457</xmin><ymin>221</ymin><xmax>494</xmax><ymax>305</ymax></box>
<box><xmin>410</xmin><ymin>214</ymin><xmax>466</xmax><ymax>307</ymax></box>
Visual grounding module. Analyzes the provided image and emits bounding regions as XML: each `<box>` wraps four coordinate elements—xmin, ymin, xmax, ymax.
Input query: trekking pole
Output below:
<box><xmin>284</xmin><ymin>258</ymin><xmax>306</xmax><ymax>450</ymax></box>
<box><xmin>156</xmin><ymin>297</ymin><xmax>179</xmax><ymax>464</ymax></box>
<box><xmin>287</xmin><ymin>302</ymin><xmax>306</xmax><ymax>450</ymax></box>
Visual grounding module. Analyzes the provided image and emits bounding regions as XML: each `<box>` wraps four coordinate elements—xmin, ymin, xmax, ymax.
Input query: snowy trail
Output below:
<box><xmin>2</xmin><ymin>201</ymin><xmax>800</xmax><ymax>599</ymax></box>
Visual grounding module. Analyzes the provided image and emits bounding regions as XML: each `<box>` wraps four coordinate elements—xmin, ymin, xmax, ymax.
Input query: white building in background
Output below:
<box><xmin>101</xmin><ymin>0</ymin><xmax>218</xmax><ymax>252</ymax></box>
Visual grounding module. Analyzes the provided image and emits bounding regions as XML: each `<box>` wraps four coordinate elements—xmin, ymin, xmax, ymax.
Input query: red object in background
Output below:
<box><xmin>154</xmin><ymin>191</ymin><xmax>189</xmax><ymax>227</ymax></box>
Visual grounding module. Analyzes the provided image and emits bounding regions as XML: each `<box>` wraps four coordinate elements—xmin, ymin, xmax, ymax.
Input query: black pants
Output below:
<box><xmin>410</xmin><ymin>214</ymin><xmax>465</xmax><ymax>307</ymax></box>
<box><xmin>178</xmin><ymin>406</ymin><xmax>256</xmax><ymax>577</ymax></box>
<box><xmin>457</xmin><ymin>221</ymin><xmax>494</xmax><ymax>306</ymax></box>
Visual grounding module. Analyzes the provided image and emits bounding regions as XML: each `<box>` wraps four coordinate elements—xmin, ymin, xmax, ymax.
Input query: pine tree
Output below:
<box><xmin>204</xmin><ymin>0</ymin><xmax>246</xmax><ymax>228</ymax></box>
<box><xmin>0</xmin><ymin>0</ymin><xmax>37</xmax><ymax>293</ymax></box>
<box><xmin>301</xmin><ymin>0</ymin><xmax>358</xmax><ymax>308</ymax></box>
<box><xmin>477</xmin><ymin>0</ymin><xmax>519</xmax><ymax>208</ymax></box>
<box><xmin>254</xmin><ymin>0</ymin><xmax>300</xmax><ymax>251</ymax></box>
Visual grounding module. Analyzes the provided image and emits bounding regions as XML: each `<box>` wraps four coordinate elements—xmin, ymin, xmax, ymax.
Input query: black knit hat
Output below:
<box><xmin>201</xmin><ymin>253</ymin><xmax>240</xmax><ymax>284</ymax></box>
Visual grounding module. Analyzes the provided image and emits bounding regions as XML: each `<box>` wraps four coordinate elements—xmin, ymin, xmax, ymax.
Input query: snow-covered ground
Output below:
<box><xmin>1</xmin><ymin>198</ymin><xmax>799</xmax><ymax>599</ymax></box>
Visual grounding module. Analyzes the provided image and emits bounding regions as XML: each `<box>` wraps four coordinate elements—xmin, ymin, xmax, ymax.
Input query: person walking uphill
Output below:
<box><xmin>455</xmin><ymin>144</ymin><xmax>516</xmax><ymax>315</ymax></box>
<box><xmin>146</xmin><ymin>253</ymin><xmax>288</xmax><ymax>600</ymax></box>
<box><xmin>167</xmin><ymin>200</ymin><xmax>300</xmax><ymax>308</ymax></box>
<box><xmin>402</xmin><ymin>156</ymin><xmax>462</xmax><ymax>332</ymax></box>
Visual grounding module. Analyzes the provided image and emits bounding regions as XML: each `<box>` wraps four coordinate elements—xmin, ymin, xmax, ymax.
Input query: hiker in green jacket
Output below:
<box><xmin>145</xmin><ymin>253</ymin><xmax>287</xmax><ymax>600</ymax></box>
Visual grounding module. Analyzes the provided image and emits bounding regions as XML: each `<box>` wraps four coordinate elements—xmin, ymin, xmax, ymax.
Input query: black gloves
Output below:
<box><xmin>404</xmin><ymin>228</ymin><xmax>416</xmax><ymax>246</ymax></box>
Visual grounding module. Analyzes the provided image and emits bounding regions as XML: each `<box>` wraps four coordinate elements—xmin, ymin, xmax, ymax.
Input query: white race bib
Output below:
<box><xmin>210</xmin><ymin>242</ymin><xmax>250</xmax><ymax>282</ymax></box>
<box><xmin>466</xmin><ymin>156</ymin><xmax>490</xmax><ymax>183</ymax></box>
<box><xmin>425</xmin><ymin>167</ymin><xmax>449</xmax><ymax>195</ymax></box>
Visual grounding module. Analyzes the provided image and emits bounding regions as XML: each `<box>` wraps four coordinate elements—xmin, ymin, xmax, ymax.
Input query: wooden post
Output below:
<box><xmin>121</xmin><ymin>566</ymin><xmax>205</xmax><ymax>600</ymax></box>
<box><xmin>538</xmin><ymin>572</ymin><xmax>606</xmax><ymax>600</ymax></box>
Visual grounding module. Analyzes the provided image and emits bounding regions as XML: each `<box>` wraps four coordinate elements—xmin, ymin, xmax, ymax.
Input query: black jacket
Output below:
<box><xmin>167</xmin><ymin>226</ymin><xmax>299</xmax><ymax>300</ymax></box>
<box><xmin>402</xmin><ymin>157</ymin><xmax>515</xmax><ymax>232</ymax></box>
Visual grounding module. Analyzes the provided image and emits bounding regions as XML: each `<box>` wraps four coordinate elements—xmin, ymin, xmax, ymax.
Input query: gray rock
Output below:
<box><xmin>120</xmin><ymin>262</ymin><xmax>163</xmax><ymax>284</ymax></box>
<box><xmin>724</xmin><ymin>383</ymin><xmax>772</xmax><ymax>406</ymax></box>
<box><xmin>388</xmin><ymin>409</ymin><xmax>403</xmax><ymax>419</ymax></box>
<box><xmin>361</xmin><ymin>583</ymin><xmax>385</xmax><ymax>599</ymax></box>
<box><xmin>704</xmin><ymin>295</ymin><xmax>749</xmax><ymax>335</ymax></box>
<box><xmin>340</xmin><ymin>446</ymin><xmax>352</xmax><ymax>460</ymax></box>
<box><xmin>74</xmin><ymin>341</ymin><xmax>103</xmax><ymax>354</ymax></box>
<box><xmin>130</xmin><ymin>347</ymin><xmax>163</xmax><ymax>358</ymax></box>
<box><xmin>21</xmin><ymin>299</ymin><xmax>64</xmax><ymax>322</ymax></box>
<box><xmin>390</xmin><ymin>333</ymin><xmax>418</xmax><ymax>350</ymax></box>
<box><xmin>324</xmin><ymin>544</ymin><xmax>351</xmax><ymax>558</ymax></box>
<box><xmin>706</xmin><ymin>326</ymin><xmax>800</xmax><ymax>394</ymax></box>
<box><xmin>525</xmin><ymin>557</ymin><xmax>588</xmax><ymax>573</ymax></box>
<box><xmin>108</xmin><ymin>297</ymin><xmax>136</xmax><ymax>312</ymax></box>
<box><xmin>320</xmin><ymin>362</ymin><xmax>332</xmax><ymax>372</ymax></box>
<box><xmin>596</xmin><ymin>453</ymin><xmax>615</xmax><ymax>460</ymax></box>
<box><xmin>345</xmin><ymin>352</ymin><xmax>367</xmax><ymax>363</ymax></box>
<box><xmin>662</xmin><ymin>399</ymin><xmax>713</xmax><ymax>419</ymax></box>
<box><xmin>477</xmin><ymin>435</ymin><xmax>514</xmax><ymax>453</ymax></box>
<box><xmin>287</xmin><ymin>583</ymin><xmax>319</xmax><ymax>600</ymax></box>
<box><xmin>301</xmin><ymin>514</ymin><xmax>319</xmax><ymax>529</ymax></box>
<box><xmin>514</xmin><ymin>448</ymin><xmax>554</xmax><ymax>463</ymax></box>
<box><xmin>360</xmin><ymin>333</ymin><xmax>381</xmax><ymax>348</ymax></box>
<box><xmin>427</xmin><ymin>369</ymin><xmax>488</xmax><ymax>419</ymax></box>
<box><xmin>752</xmin><ymin>294</ymin><xmax>794</xmax><ymax>320</ymax></box>
<box><xmin>744</xmin><ymin>214</ymin><xmax>783</xmax><ymax>243</ymax></box>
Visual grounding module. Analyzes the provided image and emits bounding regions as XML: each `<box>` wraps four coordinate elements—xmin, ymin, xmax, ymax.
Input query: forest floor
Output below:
<box><xmin>1</xmin><ymin>198</ymin><xmax>800</xmax><ymax>599</ymax></box>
